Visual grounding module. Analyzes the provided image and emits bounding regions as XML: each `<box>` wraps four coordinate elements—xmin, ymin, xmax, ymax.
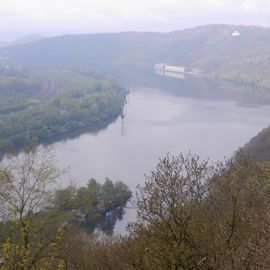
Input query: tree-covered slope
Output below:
<box><xmin>240</xmin><ymin>126</ymin><xmax>270</xmax><ymax>161</ymax></box>
<box><xmin>2</xmin><ymin>25</ymin><xmax>270</xmax><ymax>88</ymax></box>
<box><xmin>1</xmin><ymin>32</ymin><xmax>160</xmax><ymax>68</ymax></box>
<box><xmin>0</xmin><ymin>67</ymin><xmax>127</xmax><ymax>153</ymax></box>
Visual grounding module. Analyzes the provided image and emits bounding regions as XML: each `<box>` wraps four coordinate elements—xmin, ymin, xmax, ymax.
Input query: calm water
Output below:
<box><xmin>52</xmin><ymin>69</ymin><xmax>270</xmax><ymax>233</ymax></box>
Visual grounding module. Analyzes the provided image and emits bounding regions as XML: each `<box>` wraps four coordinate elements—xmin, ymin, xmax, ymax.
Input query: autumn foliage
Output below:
<box><xmin>0</xmin><ymin>152</ymin><xmax>269</xmax><ymax>269</ymax></box>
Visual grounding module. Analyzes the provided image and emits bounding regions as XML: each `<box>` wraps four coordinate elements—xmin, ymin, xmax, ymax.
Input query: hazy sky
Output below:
<box><xmin>1</xmin><ymin>0</ymin><xmax>270</xmax><ymax>40</ymax></box>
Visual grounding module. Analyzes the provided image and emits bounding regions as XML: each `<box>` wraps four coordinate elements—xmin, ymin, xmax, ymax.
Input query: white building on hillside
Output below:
<box><xmin>232</xmin><ymin>30</ymin><xmax>240</xmax><ymax>36</ymax></box>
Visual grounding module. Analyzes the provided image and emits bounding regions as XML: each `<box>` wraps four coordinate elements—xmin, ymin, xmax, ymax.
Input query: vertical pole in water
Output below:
<box><xmin>121</xmin><ymin>93</ymin><xmax>129</xmax><ymax>136</ymax></box>
<box><xmin>121</xmin><ymin>116</ymin><xmax>124</xmax><ymax>136</ymax></box>
<box><xmin>125</xmin><ymin>98</ymin><xmax>128</xmax><ymax>115</ymax></box>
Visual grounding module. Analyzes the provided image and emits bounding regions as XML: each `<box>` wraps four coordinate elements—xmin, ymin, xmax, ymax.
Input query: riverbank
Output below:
<box><xmin>0</xmin><ymin>66</ymin><xmax>128</xmax><ymax>156</ymax></box>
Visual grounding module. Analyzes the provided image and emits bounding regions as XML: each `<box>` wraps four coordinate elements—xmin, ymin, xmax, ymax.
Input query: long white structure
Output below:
<box><xmin>154</xmin><ymin>63</ymin><xmax>185</xmax><ymax>73</ymax></box>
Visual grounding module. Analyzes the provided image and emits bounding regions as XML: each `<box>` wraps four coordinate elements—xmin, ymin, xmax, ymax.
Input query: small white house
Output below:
<box><xmin>232</xmin><ymin>30</ymin><xmax>240</xmax><ymax>36</ymax></box>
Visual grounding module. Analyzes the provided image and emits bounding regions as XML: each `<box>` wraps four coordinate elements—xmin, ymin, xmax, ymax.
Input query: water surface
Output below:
<box><xmin>52</xmin><ymin>69</ymin><xmax>270</xmax><ymax>233</ymax></box>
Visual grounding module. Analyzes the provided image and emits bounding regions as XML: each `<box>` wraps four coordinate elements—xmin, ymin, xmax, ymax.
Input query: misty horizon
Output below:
<box><xmin>2</xmin><ymin>23</ymin><xmax>270</xmax><ymax>44</ymax></box>
<box><xmin>2</xmin><ymin>0</ymin><xmax>270</xmax><ymax>41</ymax></box>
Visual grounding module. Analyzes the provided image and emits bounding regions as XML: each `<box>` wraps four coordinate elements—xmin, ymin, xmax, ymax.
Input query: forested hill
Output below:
<box><xmin>2</xmin><ymin>25</ymin><xmax>270</xmax><ymax>88</ymax></box>
<box><xmin>240</xmin><ymin>126</ymin><xmax>270</xmax><ymax>162</ymax></box>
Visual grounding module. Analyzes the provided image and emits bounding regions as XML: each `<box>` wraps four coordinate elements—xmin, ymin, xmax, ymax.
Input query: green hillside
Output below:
<box><xmin>0</xmin><ymin>66</ymin><xmax>127</xmax><ymax>153</ymax></box>
<box><xmin>2</xmin><ymin>25</ymin><xmax>270</xmax><ymax>88</ymax></box>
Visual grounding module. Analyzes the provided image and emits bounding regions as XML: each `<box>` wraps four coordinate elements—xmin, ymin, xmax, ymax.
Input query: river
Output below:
<box><xmin>52</xmin><ymin>68</ymin><xmax>270</xmax><ymax>233</ymax></box>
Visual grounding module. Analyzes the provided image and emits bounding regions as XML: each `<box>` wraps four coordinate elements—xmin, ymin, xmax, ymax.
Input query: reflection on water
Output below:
<box><xmin>76</xmin><ymin>205</ymin><xmax>126</xmax><ymax>236</ymax></box>
<box><xmin>52</xmin><ymin>68</ymin><xmax>270</xmax><ymax>234</ymax></box>
<box><xmin>155</xmin><ymin>69</ymin><xmax>185</xmax><ymax>79</ymax></box>
<box><xmin>102</xmin><ymin>67</ymin><xmax>270</xmax><ymax>107</ymax></box>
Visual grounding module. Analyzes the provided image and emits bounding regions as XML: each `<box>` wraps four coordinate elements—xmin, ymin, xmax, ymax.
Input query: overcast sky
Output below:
<box><xmin>1</xmin><ymin>0</ymin><xmax>270</xmax><ymax>40</ymax></box>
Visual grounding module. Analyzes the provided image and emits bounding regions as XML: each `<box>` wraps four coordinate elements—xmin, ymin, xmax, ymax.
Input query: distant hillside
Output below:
<box><xmin>0</xmin><ymin>35</ymin><xmax>45</xmax><ymax>48</ymax></box>
<box><xmin>11</xmin><ymin>35</ymin><xmax>45</xmax><ymax>45</ymax></box>
<box><xmin>2</xmin><ymin>25</ymin><xmax>270</xmax><ymax>89</ymax></box>
<box><xmin>240</xmin><ymin>127</ymin><xmax>270</xmax><ymax>162</ymax></box>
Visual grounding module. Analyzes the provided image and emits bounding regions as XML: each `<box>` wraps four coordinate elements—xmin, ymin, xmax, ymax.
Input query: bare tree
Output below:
<box><xmin>204</xmin><ymin>157</ymin><xmax>270</xmax><ymax>269</ymax></box>
<box><xmin>121</xmin><ymin>153</ymin><xmax>213</xmax><ymax>270</ymax></box>
<box><xmin>0</xmin><ymin>145</ymin><xmax>65</xmax><ymax>270</ymax></box>
<box><xmin>117</xmin><ymin>153</ymin><xmax>270</xmax><ymax>270</ymax></box>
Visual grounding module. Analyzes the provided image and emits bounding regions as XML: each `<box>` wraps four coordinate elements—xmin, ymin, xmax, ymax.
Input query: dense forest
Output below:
<box><xmin>3</xmin><ymin>25</ymin><xmax>270</xmax><ymax>89</ymax></box>
<box><xmin>0</xmin><ymin>66</ymin><xmax>127</xmax><ymax>153</ymax></box>
<box><xmin>0</xmin><ymin>148</ymin><xmax>269</xmax><ymax>269</ymax></box>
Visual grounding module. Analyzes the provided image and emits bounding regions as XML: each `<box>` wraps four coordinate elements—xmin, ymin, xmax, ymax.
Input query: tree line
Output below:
<box><xmin>0</xmin><ymin>147</ymin><xmax>269</xmax><ymax>269</ymax></box>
